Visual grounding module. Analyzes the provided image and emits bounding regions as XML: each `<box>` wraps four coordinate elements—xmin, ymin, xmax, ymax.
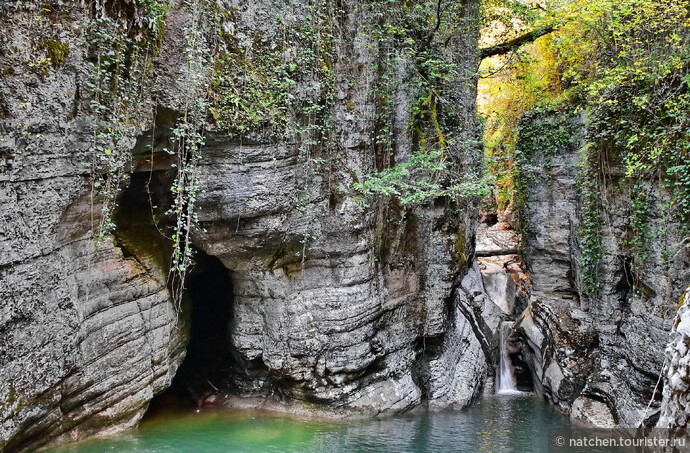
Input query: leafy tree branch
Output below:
<box><xmin>479</xmin><ymin>25</ymin><xmax>555</xmax><ymax>59</ymax></box>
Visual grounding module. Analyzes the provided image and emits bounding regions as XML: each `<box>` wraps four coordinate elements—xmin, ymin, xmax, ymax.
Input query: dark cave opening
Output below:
<box><xmin>114</xmin><ymin>169</ymin><xmax>240</xmax><ymax>416</ymax></box>
<box><xmin>141</xmin><ymin>250</ymin><xmax>238</xmax><ymax>418</ymax></box>
<box><xmin>145</xmin><ymin>249</ymin><xmax>238</xmax><ymax>416</ymax></box>
<box><xmin>508</xmin><ymin>349</ymin><xmax>534</xmax><ymax>392</ymax></box>
<box><xmin>504</xmin><ymin>327</ymin><xmax>535</xmax><ymax>393</ymax></box>
<box><xmin>615</xmin><ymin>255</ymin><xmax>634</xmax><ymax>304</ymax></box>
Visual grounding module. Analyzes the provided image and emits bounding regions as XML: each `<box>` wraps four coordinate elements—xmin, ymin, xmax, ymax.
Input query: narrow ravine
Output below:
<box><xmin>2</xmin><ymin>0</ymin><xmax>689</xmax><ymax>452</ymax></box>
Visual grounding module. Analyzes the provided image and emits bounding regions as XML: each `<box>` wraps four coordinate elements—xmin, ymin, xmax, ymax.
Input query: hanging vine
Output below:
<box><xmin>84</xmin><ymin>4</ymin><xmax>166</xmax><ymax>239</ymax></box>
<box><xmin>83</xmin><ymin>0</ymin><xmax>219</xmax><ymax>312</ymax></box>
<box><xmin>352</xmin><ymin>0</ymin><xmax>488</xmax><ymax>207</ymax></box>
<box><xmin>166</xmin><ymin>0</ymin><xmax>217</xmax><ymax>310</ymax></box>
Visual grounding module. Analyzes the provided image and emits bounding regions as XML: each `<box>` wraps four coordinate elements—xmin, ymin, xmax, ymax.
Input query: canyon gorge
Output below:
<box><xmin>1</xmin><ymin>0</ymin><xmax>688</xmax><ymax>451</ymax></box>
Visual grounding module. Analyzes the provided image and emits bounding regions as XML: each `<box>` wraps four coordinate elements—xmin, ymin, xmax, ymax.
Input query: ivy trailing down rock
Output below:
<box><xmin>506</xmin><ymin>98</ymin><xmax>690</xmax><ymax>426</ymax></box>
<box><xmin>0</xmin><ymin>0</ymin><xmax>493</xmax><ymax>451</ymax></box>
<box><xmin>511</xmin><ymin>102</ymin><xmax>690</xmax><ymax>427</ymax></box>
<box><xmin>3</xmin><ymin>0</ymin><xmax>687</xmax><ymax>450</ymax></box>
<box><xmin>478</xmin><ymin>0</ymin><xmax>690</xmax><ymax>428</ymax></box>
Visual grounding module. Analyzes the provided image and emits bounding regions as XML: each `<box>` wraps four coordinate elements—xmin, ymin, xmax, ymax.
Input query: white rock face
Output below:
<box><xmin>571</xmin><ymin>396</ymin><xmax>616</xmax><ymax>427</ymax></box>
<box><xmin>480</xmin><ymin>260</ymin><xmax>517</xmax><ymax>314</ymax></box>
<box><xmin>657</xmin><ymin>287</ymin><xmax>690</xmax><ymax>429</ymax></box>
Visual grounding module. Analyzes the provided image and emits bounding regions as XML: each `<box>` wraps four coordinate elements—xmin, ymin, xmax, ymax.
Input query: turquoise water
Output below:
<box><xmin>50</xmin><ymin>394</ymin><xmax>569</xmax><ymax>453</ymax></box>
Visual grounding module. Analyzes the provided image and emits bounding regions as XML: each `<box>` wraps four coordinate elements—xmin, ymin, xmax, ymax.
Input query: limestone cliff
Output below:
<box><xmin>0</xmin><ymin>0</ymin><xmax>490</xmax><ymax>451</ymax></box>
<box><xmin>658</xmin><ymin>286</ymin><xmax>690</xmax><ymax>430</ymax></box>
<box><xmin>512</xmin><ymin>106</ymin><xmax>690</xmax><ymax>427</ymax></box>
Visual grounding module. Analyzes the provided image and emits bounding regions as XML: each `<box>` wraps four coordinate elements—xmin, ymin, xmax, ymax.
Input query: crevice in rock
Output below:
<box><xmin>507</xmin><ymin>336</ymin><xmax>534</xmax><ymax>392</ymax></box>
<box><xmin>515</xmin><ymin>329</ymin><xmax>542</xmax><ymax>394</ymax></box>
<box><xmin>413</xmin><ymin>334</ymin><xmax>445</xmax><ymax>400</ymax></box>
<box><xmin>113</xmin><ymin>166</ymin><xmax>249</xmax><ymax>415</ymax></box>
<box><xmin>456</xmin><ymin>285</ymin><xmax>498</xmax><ymax>374</ymax></box>
<box><xmin>165</xmin><ymin>250</ymin><xmax>236</xmax><ymax>404</ymax></box>
<box><xmin>615</xmin><ymin>255</ymin><xmax>634</xmax><ymax>304</ymax></box>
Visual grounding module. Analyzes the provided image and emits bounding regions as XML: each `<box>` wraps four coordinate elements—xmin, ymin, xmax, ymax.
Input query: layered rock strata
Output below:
<box><xmin>513</xmin><ymin>109</ymin><xmax>690</xmax><ymax>427</ymax></box>
<box><xmin>0</xmin><ymin>0</ymin><xmax>493</xmax><ymax>451</ymax></box>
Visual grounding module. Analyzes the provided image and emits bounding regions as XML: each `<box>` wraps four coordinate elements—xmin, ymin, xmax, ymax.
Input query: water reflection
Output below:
<box><xmin>320</xmin><ymin>394</ymin><xmax>568</xmax><ymax>453</ymax></box>
<box><xmin>50</xmin><ymin>394</ymin><xmax>569</xmax><ymax>453</ymax></box>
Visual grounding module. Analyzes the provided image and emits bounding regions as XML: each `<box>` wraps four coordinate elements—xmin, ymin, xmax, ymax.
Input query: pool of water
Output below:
<box><xmin>49</xmin><ymin>394</ymin><xmax>569</xmax><ymax>453</ymax></box>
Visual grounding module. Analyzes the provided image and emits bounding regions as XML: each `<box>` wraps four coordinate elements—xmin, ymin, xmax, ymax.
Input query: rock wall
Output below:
<box><xmin>658</xmin><ymin>285</ymin><xmax>690</xmax><ymax>429</ymax></box>
<box><xmin>0</xmin><ymin>3</ymin><xmax>187</xmax><ymax>451</ymax></box>
<box><xmin>187</xmin><ymin>0</ymin><xmax>487</xmax><ymax>414</ymax></box>
<box><xmin>0</xmin><ymin>0</ymin><xmax>490</xmax><ymax>451</ymax></box>
<box><xmin>513</xmin><ymin>107</ymin><xmax>690</xmax><ymax>427</ymax></box>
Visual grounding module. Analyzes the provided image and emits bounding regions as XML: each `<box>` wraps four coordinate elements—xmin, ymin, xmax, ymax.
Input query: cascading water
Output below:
<box><xmin>496</xmin><ymin>321</ymin><xmax>519</xmax><ymax>394</ymax></box>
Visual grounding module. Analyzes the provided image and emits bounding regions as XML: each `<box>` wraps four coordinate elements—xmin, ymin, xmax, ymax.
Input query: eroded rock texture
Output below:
<box><xmin>514</xmin><ymin>108</ymin><xmax>690</xmax><ymax>427</ymax></box>
<box><xmin>192</xmin><ymin>140</ymin><xmax>471</xmax><ymax>412</ymax></box>
<box><xmin>658</xmin><ymin>286</ymin><xmax>690</xmax><ymax>429</ymax></box>
<box><xmin>0</xmin><ymin>4</ymin><xmax>187</xmax><ymax>451</ymax></box>
<box><xmin>187</xmin><ymin>0</ymin><xmax>487</xmax><ymax>415</ymax></box>
<box><xmin>0</xmin><ymin>0</ymin><xmax>490</xmax><ymax>451</ymax></box>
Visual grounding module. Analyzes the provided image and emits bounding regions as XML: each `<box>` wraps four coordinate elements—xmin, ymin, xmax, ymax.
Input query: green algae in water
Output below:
<box><xmin>49</xmin><ymin>395</ymin><xmax>570</xmax><ymax>453</ymax></box>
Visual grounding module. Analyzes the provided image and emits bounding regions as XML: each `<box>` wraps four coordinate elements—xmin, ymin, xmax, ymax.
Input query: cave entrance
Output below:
<box><xmin>114</xmin><ymin>169</ymin><xmax>240</xmax><ymax>415</ymax></box>
<box><xmin>508</xmin><ymin>348</ymin><xmax>534</xmax><ymax>392</ymax></box>
<box><xmin>178</xmin><ymin>250</ymin><xmax>235</xmax><ymax>399</ymax></box>
<box><xmin>146</xmin><ymin>250</ymin><xmax>237</xmax><ymax>415</ymax></box>
<box><xmin>498</xmin><ymin>323</ymin><xmax>535</xmax><ymax>394</ymax></box>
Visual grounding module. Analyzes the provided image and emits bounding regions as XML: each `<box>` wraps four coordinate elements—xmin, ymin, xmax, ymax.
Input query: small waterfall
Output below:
<box><xmin>495</xmin><ymin>321</ymin><xmax>519</xmax><ymax>394</ymax></box>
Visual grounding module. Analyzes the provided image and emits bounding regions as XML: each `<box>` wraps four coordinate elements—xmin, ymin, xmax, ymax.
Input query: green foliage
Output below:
<box><xmin>85</xmin><ymin>7</ymin><xmax>166</xmax><ymax>237</ymax></box>
<box><xmin>352</xmin><ymin>0</ymin><xmax>483</xmax><ymax>207</ymax></box>
<box><xmin>135</xmin><ymin>0</ymin><xmax>168</xmax><ymax>32</ymax></box>
<box><xmin>210</xmin><ymin>50</ymin><xmax>293</xmax><ymax>136</ymax></box>
<box><xmin>481</xmin><ymin>0</ymin><xmax>548</xmax><ymax>28</ymax></box>
<box><xmin>483</xmin><ymin>0</ymin><xmax>689</xmax><ymax>298</ymax></box>
<box><xmin>43</xmin><ymin>39</ymin><xmax>69</xmax><ymax>67</ymax></box>
<box><xmin>586</xmin><ymin>74</ymin><xmax>690</xmax><ymax>235</ymax></box>
<box><xmin>210</xmin><ymin>1</ymin><xmax>336</xmax><ymax>141</ymax></box>
<box><xmin>577</xmin><ymin>143</ymin><xmax>603</xmax><ymax>298</ymax></box>
<box><xmin>353</xmin><ymin>149</ymin><xmax>491</xmax><ymax>206</ymax></box>
<box><xmin>568</xmin><ymin>0</ymin><xmax>690</xmax><ymax>278</ymax></box>
<box><xmin>478</xmin><ymin>32</ymin><xmax>563</xmax><ymax>211</ymax></box>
